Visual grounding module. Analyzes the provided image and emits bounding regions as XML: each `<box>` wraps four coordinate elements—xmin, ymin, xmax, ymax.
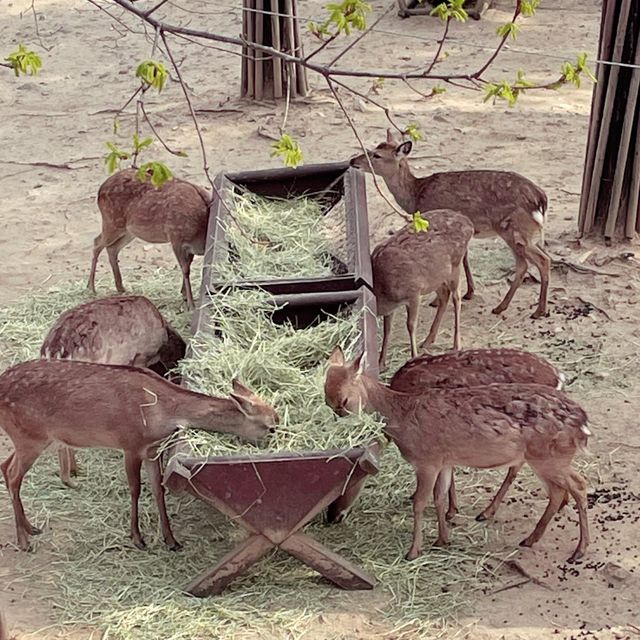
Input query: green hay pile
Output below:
<box><xmin>215</xmin><ymin>192</ymin><xmax>334</xmax><ymax>282</ymax></box>
<box><xmin>176</xmin><ymin>287</ymin><xmax>384</xmax><ymax>456</ymax></box>
<box><xmin>0</xmin><ymin>269</ymin><xmax>571</xmax><ymax>640</ymax></box>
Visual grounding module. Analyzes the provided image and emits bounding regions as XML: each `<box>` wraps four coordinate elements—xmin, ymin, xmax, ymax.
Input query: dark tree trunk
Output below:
<box><xmin>578</xmin><ymin>0</ymin><xmax>640</xmax><ymax>242</ymax></box>
<box><xmin>241</xmin><ymin>1</ymin><xmax>309</xmax><ymax>101</ymax></box>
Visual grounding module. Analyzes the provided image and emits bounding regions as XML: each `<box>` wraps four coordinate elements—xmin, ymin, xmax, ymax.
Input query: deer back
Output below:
<box><xmin>41</xmin><ymin>295</ymin><xmax>172</xmax><ymax>368</ymax></box>
<box><xmin>391</xmin><ymin>348</ymin><xmax>564</xmax><ymax>392</ymax></box>
<box><xmin>98</xmin><ymin>169</ymin><xmax>210</xmax><ymax>250</ymax></box>
<box><xmin>371</xmin><ymin>210</ymin><xmax>473</xmax><ymax>308</ymax></box>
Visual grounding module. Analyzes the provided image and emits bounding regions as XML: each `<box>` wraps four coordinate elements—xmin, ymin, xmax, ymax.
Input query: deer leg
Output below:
<box><xmin>58</xmin><ymin>446</ymin><xmax>78</xmax><ymax>489</ymax></box>
<box><xmin>467</xmin><ymin>0</ymin><xmax>491</xmax><ymax>20</ymax></box>
<box><xmin>446</xmin><ymin>471</ymin><xmax>458</xmax><ymax>521</ymax></box>
<box><xmin>476</xmin><ymin>462</ymin><xmax>523</xmax><ymax>521</ymax></box>
<box><xmin>379</xmin><ymin>313</ymin><xmax>393</xmax><ymax>372</ymax></box>
<box><xmin>406</xmin><ymin>297</ymin><xmax>420</xmax><ymax>359</ymax></box>
<box><xmin>171</xmin><ymin>242</ymin><xmax>195</xmax><ymax>309</ymax></box>
<box><xmin>88</xmin><ymin>233</ymin><xmax>106</xmax><ymax>293</ymax></box>
<box><xmin>492</xmin><ymin>242</ymin><xmax>528</xmax><ymax>315</ymax></box>
<box><xmin>2</xmin><ymin>443</ymin><xmax>47</xmax><ymax>550</ymax></box>
<box><xmin>406</xmin><ymin>466</ymin><xmax>439</xmax><ymax>560</ymax></box>
<box><xmin>145</xmin><ymin>457</ymin><xmax>181</xmax><ymax>551</ymax></box>
<box><xmin>106</xmin><ymin>233</ymin><xmax>134</xmax><ymax>294</ymax></box>
<box><xmin>124</xmin><ymin>452</ymin><xmax>145</xmax><ymax>549</ymax></box>
<box><xmin>433</xmin><ymin>467</ymin><xmax>453</xmax><ymax>547</ymax></box>
<box><xmin>420</xmin><ymin>287</ymin><xmax>449</xmax><ymax>350</ymax></box>
<box><xmin>565</xmin><ymin>470</ymin><xmax>590</xmax><ymax>562</ymax></box>
<box><xmin>450</xmin><ymin>278</ymin><xmax>462</xmax><ymax>351</ymax></box>
<box><xmin>524</xmin><ymin>243</ymin><xmax>551</xmax><ymax>319</ymax></box>
<box><xmin>520</xmin><ymin>481</ymin><xmax>565</xmax><ymax>549</ymax></box>
<box><xmin>462</xmin><ymin>252</ymin><xmax>475</xmax><ymax>300</ymax></box>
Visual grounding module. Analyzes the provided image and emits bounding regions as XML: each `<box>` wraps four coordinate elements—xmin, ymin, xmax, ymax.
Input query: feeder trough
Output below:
<box><xmin>198</xmin><ymin>161</ymin><xmax>373</xmax><ymax>301</ymax></box>
<box><xmin>166</xmin><ymin>161</ymin><xmax>381</xmax><ymax>596</ymax></box>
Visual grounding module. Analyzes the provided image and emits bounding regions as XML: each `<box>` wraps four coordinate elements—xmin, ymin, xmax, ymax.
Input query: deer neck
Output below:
<box><xmin>382</xmin><ymin>160</ymin><xmax>419</xmax><ymax>214</ymax></box>
<box><xmin>359</xmin><ymin>374</ymin><xmax>405</xmax><ymax>420</ymax></box>
<box><xmin>170</xmin><ymin>387</ymin><xmax>233</xmax><ymax>429</ymax></box>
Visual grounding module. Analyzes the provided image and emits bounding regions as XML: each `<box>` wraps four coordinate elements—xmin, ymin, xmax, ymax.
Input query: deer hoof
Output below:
<box><xmin>463</xmin><ymin>291</ymin><xmax>474</xmax><ymax>301</ymax></box>
<box><xmin>133</xmin><ymin>538</ymin><xmax>147</xmax><ymax>550</ymax></box>
<box><xmin>567</xmin><ymin>550</ymin><xmax>584</xmax><ymax>563</ymax></box>
<box><xmin>405</xmin><ymin>547</ymin><xmax>422</xmax><ymax>561</ymax></box>
<box><xmin>445</xmin><ymin>510</ymin><xmax>457</xmax><ymax>522</ymax></box>
<box><xmin>29</xmin><ymin>525</ymin><xmax>43</xmax><ymax>536</ymax></box>
<box><xmin>167</xmin><ymin>540</ymin><xmax>183</xmax><ymax>552</ymax></box>
<box><xmin>519</xmin><ymin>538</ymin><xmax>534</xmax><ymax>548</ymax></box>
<box><xmin>475</xmin><ymin>512</ymin><xmax>488</xmax><ymax>522</ymax></box>
<box><xmin>530</xmin><ymin>309</ymin><xmax>549</xmax><ymax>319</ymax></box>
<box><xmin>491</xmin><ymin>305</ymin><xmax>506</xmax><ymax>315</ymax></box>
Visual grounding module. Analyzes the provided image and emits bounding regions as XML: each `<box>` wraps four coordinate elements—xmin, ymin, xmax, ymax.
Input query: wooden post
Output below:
<box><xmin>241</xmin><ymin>0</ymin><xmax>309</xmax><ymax>101</ymax></box>
<box><xmin>578</xmin><ymin>0</ymin><xmax>640</xmax><ymax>241</ymax></box>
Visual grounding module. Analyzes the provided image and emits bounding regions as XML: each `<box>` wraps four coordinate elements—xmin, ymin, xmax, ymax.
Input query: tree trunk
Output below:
<box><xmin>241</xmin><ymin>0</ymin><xmax>309</xmax><ymax>101</ymax></box>
<box><xmin>578</xmin><ymin>0</ymin><xmax>640</xmax><ymax>242</ymax></box>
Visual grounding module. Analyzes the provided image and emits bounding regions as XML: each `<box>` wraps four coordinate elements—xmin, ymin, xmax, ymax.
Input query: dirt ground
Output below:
<box><xmin>1</xmin><ymin>0</ymin><xmax>639</xmax><ymax>638</ymax></box>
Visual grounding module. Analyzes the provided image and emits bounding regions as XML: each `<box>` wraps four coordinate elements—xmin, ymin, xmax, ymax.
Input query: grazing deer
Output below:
<box><xmin>372</xmin><ymin>210</ymin><xmax>474</xmax><ymax>370</ymax></box>
<box><xmin>350</xmin><ymin>131</ymin><xmax>550</xmax><ymax>318</ymax></box>
<box><xmin>324</xmin><ymin>347</ymin><xmax>590</xmax><ymax>562</ymax></box>
<box><xmin>397</xmin><ymin>0</ymin><xmax>492</xmax><ymax>20</ymax></box>
<box><xmin>0</xmin><ymin>360</ymin><xmax>277</xmax><ymax>551</ymax></box>
<box><xmin>87</xmin><ymin>169</ymin><xmax>211</xmax><ymax>309</ymax></box>
<box><xmin>41</xmin><ymin>294</ymin><xmax>187</xmax><ymax>488</ymax></box>
<box><xmin>390</xmin><ymin>348</ymin><xmax>566</xmax><ymax>521</ymax></box>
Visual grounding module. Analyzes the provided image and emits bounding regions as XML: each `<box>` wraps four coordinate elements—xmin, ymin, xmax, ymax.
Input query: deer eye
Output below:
<box><xmin>372</xmin><ymin>153</ymin><xmax>381</xmax><ymax>159</ymax></box>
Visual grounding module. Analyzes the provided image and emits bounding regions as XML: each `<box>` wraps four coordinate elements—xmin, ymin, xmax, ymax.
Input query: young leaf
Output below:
<box><xmin>431</xmin><ymin>85</ymin><xmax>447</xmax><ymax>95</ymax></box>
<box><xmin>4</xmin><ymin>44</ymin><xmax>42</xmax><ymax>77</ymax></box>
<box><xmin>410</xmin><ymin>211</ymin><xmax>430</xmax><ymax>233</ymax></box>
<box><xmin>135</xmin><ymin>60</ymin><xmax>168</xmax><ymax>92</ymax></box>
<box><xmin>271</xmin><ymin>134</ymin><xmax>304</xmax><ymax>168</ymax></box>
<box><xmin>132</xmin><ymin>133</ymin><xmax>153</xmax><ymax>153</ymax></box>
<box><xmin>521</xmin><ymin>0</ymin><xmax>540</xmax><ymax>17</ymax></box>
<box><xmin>404</xmin><ymin>123</ymin><xmax>423</xmax><ymax>142</ymax></box>
<box><xmin>496</xmin><ymin>22</ymin><xmax>520</xmax><ymax>39</ymax></box>
<box><xmin>430</xmin><ymin>0</ymin><xmax>468</xmax><ymax>22</ymax></box>
<box><xmin>324</xmin><ymin>0</ymin><xmax>372</xmax><ymax>36</ymax></box>
<box><xmin>104</xmin><ymin>142</ymin><xmax>130</xmax><ymax>174</ymax></box>
<box><xmin>136</xmin><ymin>161</ymin><xmax>173</xmax><ymax>188</ymax></box>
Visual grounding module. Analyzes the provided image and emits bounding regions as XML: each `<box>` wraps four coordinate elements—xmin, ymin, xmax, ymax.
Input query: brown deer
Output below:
<box><xmin>372</xmin><ymin>210</ymin><xmax>474</xmax><ymax>370</ymax></box>
<box><xmin>324</xmin><ymin>347</ymin><xmax>590</xmax><ymax>563</ymax></box>
<box><xmin>87</xmin><ymin>169</ymin><xmax>211</xmax><ymax>309</ymax></box>
<box><xmin>390</xmin><ymin>348</ymin><xmax>566</xmax><ymax>522</ymax></box>
<box><xmin>350</xmin><ymin>131</ymin><xmax>550</xmax><ymax>318</ymax></box>
<box><xmin>0</xmin><ymin>360</ymin><xmax>277</xmax><ymax>551</ymax></box>
<box><xmin>41</xmin><ymin>294</ymin><xmax>187</xmax><ymax>488</ymax></box>
<box><xmin>397</xmin><ymin>0</ymin><xmax>492</xmax><ymax>20</ymax></box>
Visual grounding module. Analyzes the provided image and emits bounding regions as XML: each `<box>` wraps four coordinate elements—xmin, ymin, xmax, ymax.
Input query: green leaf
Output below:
<box><xmin>132</xmin><ymin>133</ymin><xmax>153</xmax><ymax>153</ymax></box>
<box><xmin>483</xmin><ymin>80</ymin><xmax>518</xmax><ymax>107</ymax></box>
<box><xmin>104</xmin><ymin>141</ymin><xmax>130</xmax><ymax>174</ymax></box>
<box><xmin>323</xmin><ymin>0</ymin><xmax>371</xmax><ymax>35</ymax></box>
<box><xmin>410</xmin><ymin>211</ymin><xmax>430</xmax><ymax>233</ymax></box>
<box><xmin>4</xmin><ymin>44</ymin><xmax>42</xmax><ymax>77</ymax></box>
<box><xmin>135</xmin><ymin>60</ymin><xmax>168</xmax><ymax>92</ymax></box>
<box><xmin>271</xmin><ymin>133</ymin><xmax>304</xmax><ymax>168</ymax></box>
<box><xmin>429</xmin><ymin>0</ymin><xmax>467</xmax><ymax>22</ymax></box>
<box><xmin>520</xmin><ymin>0</ymin><xmax>540</xmax><ymax>17</ymax></box>
<box><xmin>496</xmin><ymin>22</ymin><xmax>520</xmax><ymax>39</ymax></box>
<box><xmin>431</xmin><ymin>85</ymin><xmax>447</xmax><ymax>95</ymax></box>
<box><xmin>113</xmin><ymin>118</ymin><xmax>120</xmax><ymax>135</ymax></box>
<box><xmin>136</xmin><ymin>161</ymin><xmax>173</xmax><ymax>188</ymax></box>
<box><xmin>404</xmin><ymin>123</ymin><xmax>423</xmax><ymax>142</ymax></box>
<box><xmin>514</xmin><ymin>69</ymin><xmax>534</xmax><ymax>89</ymax></box>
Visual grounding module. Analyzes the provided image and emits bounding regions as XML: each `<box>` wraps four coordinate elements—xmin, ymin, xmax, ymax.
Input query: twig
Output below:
<box><xmin>490</xmin><ymin>578</ymin><xmax>531</xmax><ymax>595</ymax></box>
<box><xmin>139</xmin><ymin>103</ymin><xmax>186</xmax><ymax>157</ymax></box>
<box><xmin>325</xmin><ymin>78</ymin><xmax>410</xmax><ymax>225</ymax></box>
<box><xmin>504</xmin><ymin>559</ymin><xmax>552</xmax><ymax>590</ymax></box>
<box><xmin>575</xmin><ymin>296</ymin><xmax>613</xmax><ymax>321</ymax></box>
<box><xmin>28</xmin><ymin>0</ymin><xmax>54</xmax><ymax>52</ymax></box>
<box><xmin>550</xmin><ymin>256</ymin><xmax>621</xmax><ymax>277</ymax></box>
<box><xmin>144</xmin><ymin>0</ymin><xmax>171</xmax><ymax>17</ymax></box>
<box><xmin>425</xmin><ymin>16</ymin><xmax>450</xmax><ymax>75</ymax></box>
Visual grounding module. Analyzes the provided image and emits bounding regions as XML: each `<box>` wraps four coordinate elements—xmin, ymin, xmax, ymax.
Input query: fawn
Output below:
<box><xmin>390</xmin><ymin>348</ymin><xmax>566</xmax><ymax>521</ymax></box>
<box><xmin>372</xmin><ymin>210</ymin><xmax>474</xmax><ymax>370</ymax></box>
<box><xmin>87</xmin><ymin>169</ymin><xmax>210</xmax><ymax>309</ymax></box>
<box><xmin>0</xmin><ymin>360</ymin><xmax>277</xmax><ymax>551</ymax></box>
<box><xmin>324</xmin><ymin>347</ymin><xmax>590</xmax><ymax>562</ymax></box>
<box><xmin>350</xmin><ymin>131</ymin><xmax>550</xmax><ymax>318</ymax></box>
<box><xmin>41</xmin><ymin>294</ymin><xmax>187</xmax><ymax>488</ymax></box>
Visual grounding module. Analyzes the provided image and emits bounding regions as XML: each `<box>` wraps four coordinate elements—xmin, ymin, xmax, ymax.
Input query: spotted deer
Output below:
<box><xmin>324</xmin><ymin>347</ymin><xmax>590</xmax><ymax>562</ymax></box>
<box><xmin>372</xmin><ymin>210</ymin><xmax>474</xmax><ymax>370</ymax></box>
<box><xmin>87</xmin><ymin>169</ymin><xmax>211</xmax><ymax>309</ymax></box>
<box><xmin>390</xmin><ymin>348</ymin><xmax>566</xmax><ymax>521</ymax></box>
<box><xmin>41</xmin><ymin>294</ymin><xmax>187</xmax><ymax>488</ymax></box>
<box><xmin>0</xmin><ymin>360</ymin><xmax>277</xmax><ymax>551</ymax></box>
<box><xmin>350</xmin><ymin>131</ymin><xmax>550</xmax><ymax>318</ymax></box>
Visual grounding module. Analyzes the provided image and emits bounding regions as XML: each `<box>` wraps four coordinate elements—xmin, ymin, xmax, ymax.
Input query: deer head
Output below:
<box><xmin>349</xmin><ymin>129</ymin><xmax>414</xmax><ymax>178</ymax></box>
<box><xmin>323</xmin><ymin>347</ymin><xmax>367</xmax><ymax>417</ymax></box>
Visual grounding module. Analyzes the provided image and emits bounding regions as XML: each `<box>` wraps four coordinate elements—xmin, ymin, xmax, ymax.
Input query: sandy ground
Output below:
<box><xmin>1</xmin><ymin>0</ymin><xmax>640</xmax><ymax>638</ymax></box>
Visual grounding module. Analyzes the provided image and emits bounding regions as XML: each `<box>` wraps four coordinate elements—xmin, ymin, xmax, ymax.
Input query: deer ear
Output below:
<box><xmin>231</xmin><ymin>378</ymin><xmax>254</xmax><ymax>399</ymax></box>
<box><xmin>328</xmin><ymin>346</ymin><xmax>345</xmax><ymax>367</ymax></box>
<box><xmin>395</xmin><ymin>140</ymin><xmax>413</xmax><ymax>158</ymax></box>
<box><xmin>229</xmin><ymin>393</ymin><xmax>256</xmax><ymax>415</ymax></box>
<box><xmin>351</xmin><ymin>352</ymin><xmax>365</xmax><ymax>374</ymax></box>
<box><xmin>386</xmin><ymin>128</ymin><xmax>395</xmax><ymax>144</ymax></box>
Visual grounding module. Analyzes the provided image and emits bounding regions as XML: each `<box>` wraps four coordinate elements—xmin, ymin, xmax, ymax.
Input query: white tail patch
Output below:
<box><xmin>581</xmin><ymin>423</ymin><xmax>592</xmax><ymax>437</ymax></box>
<box><xmin>556</xmin><ymin>372</ymin><xmax>566</xmax><ymax>390</ymax></box>
<box><xmin>531</xmin><ymin>209</ymin><xmax>545</xmax><ymax>227</ymax></box>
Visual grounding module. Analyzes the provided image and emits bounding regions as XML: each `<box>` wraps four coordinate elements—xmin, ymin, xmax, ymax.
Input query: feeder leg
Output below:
<box><xmin>279</xmin><ymin>531</ymin><xmax>375</xmax><ymax>590</ymax></box>
<box><xmin>185</xmin><ymin>534</ymin><xmax>274</xmax><ymax>597</ymax></box>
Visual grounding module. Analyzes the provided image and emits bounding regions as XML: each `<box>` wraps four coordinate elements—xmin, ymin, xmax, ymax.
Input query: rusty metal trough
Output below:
<box><xmin>165</xmin><ymin>162</ymin><xmax>380</xmax><ymax>596</ymax></box>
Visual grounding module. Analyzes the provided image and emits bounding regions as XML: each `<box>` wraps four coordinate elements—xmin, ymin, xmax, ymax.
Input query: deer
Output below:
<box><xmin>350</xmin><ymin>131</ymin><xmax>550</xmax><ymax>319</ymax></box>
<box><xmin>0</xmin><ymin>359</ymin><xmax>278</xmax><ymax>552</ymax></box>
<box><xmin>41</xmin><ymin>294</ymin><xmax>187</xmax><ymax>488</ymax></box>
<box><xmin>397</xmin><ymin>0</ymin><xmax>492</xmax><ymax>20</ymax></box>
<box><xmin>390</xmin><ymin>348</ymin><xmax>566</xmax><ymax>522</ymax></box>
<box><xmin>372</xmin><ymin>210</ymin><xmax>474</xmax><ymax>370</ymax></box>
<box><xmin>87</xmin><ymin>169</ymin><xmax>211</xmax><ymax>309</ymax></box>
<box><xmin>324</xmin><ymin>347</ymin><xmax>590</xmax><ymax>563</ymax></box>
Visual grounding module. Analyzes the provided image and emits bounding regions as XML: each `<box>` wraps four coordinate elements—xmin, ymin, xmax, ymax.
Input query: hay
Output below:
<box><xmin>215</xmin><ymin>192</ymin><xmax>334</xmax><ymax>281</ymax></box>
<box><xmin>175</xmin><ymin>287</ymin><xmax>385</xmax><ymax>456</ymax></box>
